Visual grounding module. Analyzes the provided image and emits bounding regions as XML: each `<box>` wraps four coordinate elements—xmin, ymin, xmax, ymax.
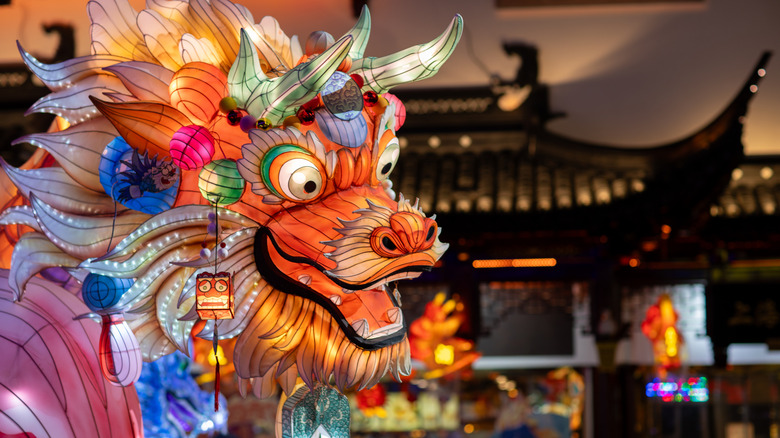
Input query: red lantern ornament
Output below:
<box><xmin>296</xmin><ymin>108</ymin><xmax>316</xmax><ymax>125</ymax></box>
<box><xmin>169</xmin><ymin>125</ymin><xmax>216</xmax><ymax>170</ymax></box>
<box><xmin>196</xmin><ymin>271</ymin><xmax>235</xmax><ymax>320</ymax></box>
<box><xmin>363</xmin><ymin>90</ymin><xmax>379</xmax><ymax>107</ymax></box>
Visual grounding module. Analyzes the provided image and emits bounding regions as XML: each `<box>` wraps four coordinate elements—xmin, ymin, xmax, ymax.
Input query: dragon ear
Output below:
<box><xmin>350</xmin><ymin>14</ymin><xmax>463</xmax><ymax>94</ymax></box>
<box><xmin>90</xmin><ymin>96</ymin><xmax>188</xmax><ymax>158</ymax></box>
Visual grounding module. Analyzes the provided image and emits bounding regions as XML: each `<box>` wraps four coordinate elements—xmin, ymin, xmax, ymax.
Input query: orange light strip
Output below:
<box><xmin>472</xmin><ymin>258</ymin><xmax>557</xmax><ymax>268</ymax></box>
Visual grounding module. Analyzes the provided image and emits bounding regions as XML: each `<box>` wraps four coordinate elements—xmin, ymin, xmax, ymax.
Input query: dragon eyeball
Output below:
<box><xmin>261</xmin><ymin>145</ymin><xmax>327</xmax><ymax>202</ymax></box>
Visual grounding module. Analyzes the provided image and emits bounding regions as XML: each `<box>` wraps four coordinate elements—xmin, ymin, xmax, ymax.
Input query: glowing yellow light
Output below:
<box><xmin>472</xmin><ymin>258</ymin><xmax>557</xmax><ymax>268</ymax></box>
<box><xmin>629</xmin><ymin>258</ymin><xmax>639</xmax><ymax>268</ymax></box>
<box><xmin>464</xmin><ymin>424</ymin><xmax>475</xmax><ymax>434</ymax></box>
<box><xmin>207</xmin><ymin>344</ymin><xmax>228</xmax><ymax>366</ymax></box>
<box><xmin>664</xmin><ymin>327</ymin><xmax>678</xmax><ymax>358</ymax></box>
<box><xmin>434</xmin><ymin>343</ymin><xmax>455</xmax><ymax>366</ymax></box>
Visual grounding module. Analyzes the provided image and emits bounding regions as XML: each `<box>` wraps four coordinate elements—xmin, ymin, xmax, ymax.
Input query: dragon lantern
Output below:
<box><xmin>0</xmin><ymin>0</ymin><xmax>461</xmax><ymax>436</ymax></box>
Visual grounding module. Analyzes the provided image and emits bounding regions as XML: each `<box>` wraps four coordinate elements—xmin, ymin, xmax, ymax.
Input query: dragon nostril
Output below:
<box><xmin>426</xmin><ymin>226</ymin><xmax>435</xmax><ymax>241</ymax></box>
<box><xmin>382</xmin><ymin>236</ymin><xmax>397</xmax><ymax>251</ymax></box>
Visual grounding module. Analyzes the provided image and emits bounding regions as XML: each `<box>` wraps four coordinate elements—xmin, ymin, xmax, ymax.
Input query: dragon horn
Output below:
<box><xmin>350</xmin><ymin>14</ymin><xmax>463</xmax><ymax>94</ymax></box>
<box><xmin>341</xmin><ymin>5</ymin><xmax>371</xmax><ymax>60</ymax></box>
<box><xmin>228</xmin><ymin>28</ymin><xmax>268</xmax><ymax>107</ymax></box>
<box><xmin>247</xmin><ymin>35</ymin><xmax>353</xmax><ymax>124</ymax></box>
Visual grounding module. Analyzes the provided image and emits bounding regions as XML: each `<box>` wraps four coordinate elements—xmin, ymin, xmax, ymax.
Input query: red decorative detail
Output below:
<box><xmin>296</xmin><ymin>108</ymin><xmax>316</xmax><ymax>125</ymax></box>
<box><xmin>196</xmin><ymin>272</ymin><xmax>235</xmax><ymax>320</ymax></box>
<box><xmin>226</xmin><ymin>110</ymin><xmax>242</xmax><ymax>125</ymax></box>
<box><xmin>363</xmin><ymin>90</ymin><xmax>379</xmax><ymax>107</ymax></box>
<box><xmin>350</xmin><ymin>74</ymin><xmax>364</xmax><ymax>89</ymax></box>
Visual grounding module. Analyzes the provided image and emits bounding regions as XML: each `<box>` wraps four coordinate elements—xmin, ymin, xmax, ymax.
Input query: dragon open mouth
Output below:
<box><xmin>253</xmin><ymin>227</ymin><xmax>429</xmax><ymax>350</ymax></box>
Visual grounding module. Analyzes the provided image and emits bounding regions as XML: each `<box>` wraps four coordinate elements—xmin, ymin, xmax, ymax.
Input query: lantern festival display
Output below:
<box><xmin>641</xmin><ymin>293</ymin><xmax>685</xmax><ymax>375</ymax></box>
<box><xmin>409</xmin><ymin>292</ymin><xmax>481</xmax><ymax>380</ymax></box>
<box><xmin>0</xmin><ymin>0</ymin><xmax>462</xmax><ymax>435</ymax></box>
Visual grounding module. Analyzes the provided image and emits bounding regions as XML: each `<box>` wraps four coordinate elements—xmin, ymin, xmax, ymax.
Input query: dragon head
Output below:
<box><xmin>2</xmin><ymin>1</ymin><xmax>462</xmax><ymax>395</ymax></box>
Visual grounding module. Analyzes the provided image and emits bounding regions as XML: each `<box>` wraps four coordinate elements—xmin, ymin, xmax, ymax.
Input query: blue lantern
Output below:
<box><xmin>82</xmin><ymin>273</ymin><xmax>134</xmax><ymax>312</ymax></box>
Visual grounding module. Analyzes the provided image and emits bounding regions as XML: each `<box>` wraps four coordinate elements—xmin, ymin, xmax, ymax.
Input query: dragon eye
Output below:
<box><xmin>261</xmin><ymin>145</ymin><xmax>327</xmax><ymax>202</ymax></box>
<box><xmin>214</xmin><ymin>280</ymin><xmax>228</xmax><ymax>292</ymax></box>
<box><xmin>198</xmin><ymin>281</ymin><xmax>212</xmax><ymax>292</ymax></box>
<box><xmin>375</xmin><ymin>137</ymin><xmax>400</xmax><ymax>181</ymax></box>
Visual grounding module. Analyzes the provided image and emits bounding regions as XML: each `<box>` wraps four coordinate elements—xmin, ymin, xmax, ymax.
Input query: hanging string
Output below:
<box><xmin>106</xmin><ymin>182</ymin><xmax>119</xmax><ymax>254</ymax></box>
<box><xmin>213</xmin><ymin>324</ymin><xmax>220</xmax><ymax>412</ymax></box>
<box><xmin>212</xmin><ymin>198</ymin><xmax>221</xmax><ymax>411</ymax></box>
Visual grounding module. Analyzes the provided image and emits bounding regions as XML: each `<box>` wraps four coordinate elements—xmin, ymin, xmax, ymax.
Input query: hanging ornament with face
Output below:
<box><xmin>196</xmin><ymin>271</ymin><xmax>235</xmax><ymax>320</ymax></box>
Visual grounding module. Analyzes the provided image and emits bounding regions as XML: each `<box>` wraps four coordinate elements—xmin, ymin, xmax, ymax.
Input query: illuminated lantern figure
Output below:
<box><xmin>1</xmin><ymin>1</ymin><xmax>462</xmax><ymax>435</ymax></box>
<box><xmin>198</xmin><ymin>159</ymin><xmax>245</xmax><ymax>206</ymax></box>
<box><xmin>196</xmin><ymin>271</ymin><xmax>235</xmax><ymax>320</ymax></box>
<box><xmin>409</xmin><ymin>292</ymin><xmax>481</xmax><ymax>380</ymax></box>
<box><xmin>82</xmin><ymin>273</ymin><xmax>142</xmax><ymax>387</ymax></box>
<box><xmin>169</xmin><ymin>125</ymin><xmax>217</xmax><ymax>170</ymax></box>
<box><xmin>641</xmin><ymin>294</ymin><xmax>685</xmax><ymax>375</ymax></box>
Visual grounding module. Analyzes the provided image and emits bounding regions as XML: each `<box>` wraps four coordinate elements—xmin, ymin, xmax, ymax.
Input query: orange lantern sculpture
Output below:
<box><xmin>0</xmin><ymin>0</ymin><xmax>462</xmax><ymax>435</ymax></box>
<box><xmin>641</xmin><ymin>294</ymin><xmax>685</xmax><ymax>373</ymax></box>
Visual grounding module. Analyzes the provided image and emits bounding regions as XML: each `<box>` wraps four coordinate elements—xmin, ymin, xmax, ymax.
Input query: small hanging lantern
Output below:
<box><xmin>169</xmin><ymin>125</ymin><xmax>216</xmax><ymax>170</ymax></box>
<box><xmin>196</xmin><ymin>269</ymin><xmax>235</xmax><ymax>412</ymax></box>
<box><xmin>82</xmin><ymin>273</ymin><xmax>133</xmax><ymax>312</ymax></box>
<box><xmin>198</xmin><ymin>159</ymin><xmax>245</xmax><ymax>206</ymax></box>
<box><xmin>81</xmin><ymin>273</ymin><xmax>142</xmax><ymax>387</ymax></box>
<box><xmin>195</xmin><ymin>271</ymin><xmax>235</xmax><ymax>320</ymax></box>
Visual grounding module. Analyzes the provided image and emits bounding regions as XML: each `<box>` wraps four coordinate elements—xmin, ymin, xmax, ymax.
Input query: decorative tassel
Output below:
<box><xmin>214</xmin><ymin>324</ymin><xmax>220</xmax><ymax>412</ymax></box>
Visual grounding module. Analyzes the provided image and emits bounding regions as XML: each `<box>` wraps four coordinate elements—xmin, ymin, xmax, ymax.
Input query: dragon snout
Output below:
<box><xmin>370</xmin><ymin>211</ymin><xmax>438</xmax><ymax>257</ymax></box>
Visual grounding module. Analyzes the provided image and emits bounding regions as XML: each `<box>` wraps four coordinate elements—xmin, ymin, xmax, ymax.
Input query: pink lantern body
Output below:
<box><xmin>0</xmin><ymin>271</ymin><xmax>142</xmax><ymax>437</ymax></box>
<box><xmin>169</xmin><ymin>125</ymin><xmax>216</xmax><ymax>170</ymax></box>
<box><xmin>99</xmin><ymin>313</ymin><xmax>143</xmax><ymax>387</ymax></box>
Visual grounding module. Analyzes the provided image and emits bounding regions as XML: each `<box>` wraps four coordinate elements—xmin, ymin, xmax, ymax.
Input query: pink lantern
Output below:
<box><xmin>169</xmin><ymin>125</ymin><xmax>216</xmax><ymax>170</ymax></box>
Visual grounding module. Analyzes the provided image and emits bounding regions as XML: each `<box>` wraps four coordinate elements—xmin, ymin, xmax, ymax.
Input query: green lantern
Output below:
<box><xmin>198</xmin><ymin>159</ymin><xmax>245</xmax><ymax>206</ymax></box>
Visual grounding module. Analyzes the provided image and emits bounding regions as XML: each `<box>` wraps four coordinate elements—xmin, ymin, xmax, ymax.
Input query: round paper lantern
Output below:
<box><xmin>169</xmin><ymin>125</ymin><xmax>216</xmax><ymax>170</ymax></box>
<box><xmin>198</xmin><ymin>159</ymin><xmax>245</xmax><ymax>206</ymax></box>
<box><xmin>82</xmin><ymin>273</ymin><xmax>134</xmax><ymax>312</ymax></box>
<box><xmin>169</xmin><ymin>62</ymin><xmax>228</xmax><ymax>124</ymax></box>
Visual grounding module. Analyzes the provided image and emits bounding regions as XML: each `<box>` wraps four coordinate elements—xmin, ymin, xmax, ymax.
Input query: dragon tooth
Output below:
<box><xmin>351</xmin><ymin>318</ymin><xmax>369</xmax><ymax>337</ymax></box>
<box><xmin>329</xmin><ymin>295</ymin><xmax>343</xmax><ymax>305</ymax></box>
<box><xmin>342</xmin><ymin>287</ymin><xmax>356</xmax><ymax>294</ymax></box>
<box><xmin>393</xmin><ymin>287</ymin><xmax>402</xmax><ymax>306</ymax></box>
<box><xmin>297</xmin><ymin>274</ymin><xmax>312</xmax><ymax>285</ymax></box>
<box><xmin>386</xmin><ymin>307</ymin><xmax>401</xmax><ymax>323</ymax></box>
